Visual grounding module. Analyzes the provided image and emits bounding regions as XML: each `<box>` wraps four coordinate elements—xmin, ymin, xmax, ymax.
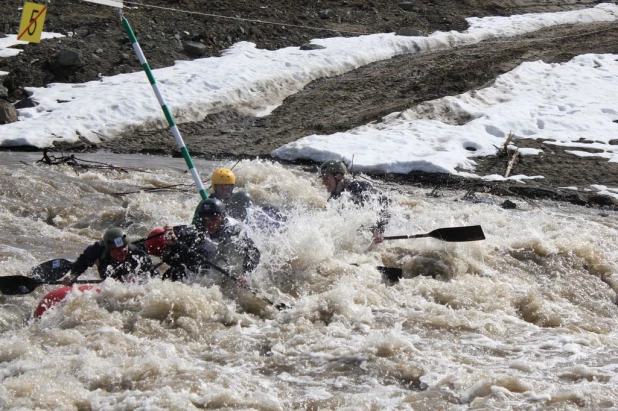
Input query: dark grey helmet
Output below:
<box><xmin>197</xmin><ymin>198</ymin><xmax>226</xmax><ymax>218</ymax></box>
<box><xmin>227</xmin><ymin>191</ymin><xmax>254</xmax><ymax>220</ymax></box>
<box><xmin>261</xmin><ymin>204</ymin><xmax>284</xmax><ymax>221</ymax></box>
<box><xmin>103</xmin><ymin>227</ymin><xmax>128</xmax><ymax>250</ymax></box>
<box><xmin>318</xmin><ymin>160</ymin><xmax>347</xmax><ymax>176</ymax></box>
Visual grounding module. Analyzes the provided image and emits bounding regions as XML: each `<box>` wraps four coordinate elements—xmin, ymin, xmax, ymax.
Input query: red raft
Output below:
<box><xmin>34</xmin><ymin>285</ymin><xmax>101</xmax><ymax>318</ymax></box>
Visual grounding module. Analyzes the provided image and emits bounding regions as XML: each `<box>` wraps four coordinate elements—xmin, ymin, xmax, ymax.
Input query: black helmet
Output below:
<box><xmin>197</xmin><ymin>198</ymin><xmax>226</xmax><ymax>218</ymax></box>
<box><xmin>227</xmin><ymin>191</ymin><xmax>254</xmax><ymax>220</ymax></box>
<box><xmin>103</xmin><ymin>227</ymin><xmax>128</xmax><ymax>250</ymax></box>
<box><xmin>319</xmin><ymin>160</ymin><xmax>347</xmax><ymax>176</ymax></box>
<box><xmin>261</xmin><ymin>204</ymin><xmax>284</xmax><ymax>221</ymax></box>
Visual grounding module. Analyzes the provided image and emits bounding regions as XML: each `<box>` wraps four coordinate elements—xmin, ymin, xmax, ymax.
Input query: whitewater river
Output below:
<box><xmin>0</xmin><ymin>152</ymin><xmax>617</xmax><ymax>410</ymax></box>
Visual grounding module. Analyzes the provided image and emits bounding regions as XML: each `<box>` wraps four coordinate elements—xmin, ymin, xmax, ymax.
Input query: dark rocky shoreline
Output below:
<box><xmin>2</xmin><ymin>0</ymin><xmax>618</xmax><ymax>209</ymax></box>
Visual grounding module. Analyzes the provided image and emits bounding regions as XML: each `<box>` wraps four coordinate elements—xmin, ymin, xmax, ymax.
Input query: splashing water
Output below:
<box><xmin>0</xmin><ymin>153</ymin><xmax>617</xmax><ymax>409</ymax></box>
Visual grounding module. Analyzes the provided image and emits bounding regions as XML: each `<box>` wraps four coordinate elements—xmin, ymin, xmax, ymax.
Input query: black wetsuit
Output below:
<box><xmin>203</xmin><ymin>218</ymin><xmax>261</xmax><ymax>275</ymax></box>
<box><xmin>329</xmin><ymin>179</ymin><xmax>391</xmax><ymax>235</ymax></box>
<box><xmin>158</xmin><ymin>221</ymin><xmax>260</xmax><ymax>281</ymax></box>
<box><xmin>159</xmin><ymin>225</ymin><xmax>209</xmax><ymax>281</ymax></box>
<box><xmin>71</xmin><ymin>241</ymin><xmax>159</xmax><ymax>282</ymax></box>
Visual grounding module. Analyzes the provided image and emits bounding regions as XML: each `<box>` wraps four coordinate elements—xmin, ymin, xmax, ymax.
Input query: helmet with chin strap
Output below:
<box><xmin>197</xmin><ymin>198</ymin><xmax>226</xmax><ymax>218</ymax></box>
<box><xmin>318</xmin><ymin>160</ymin><xmax>347</xmax><ymax>177</ymax></box>
<box><xmin>103</xmin><ymin>227</ymin><xmax>128</xmax><ymax>250</ymax></box>
<box><xmin>211</xmin><ymin>168</ymin><xmax>236</xmax><ymax>187</ymax></box>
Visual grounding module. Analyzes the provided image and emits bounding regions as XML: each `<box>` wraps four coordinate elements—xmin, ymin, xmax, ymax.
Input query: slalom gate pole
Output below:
<box><xmin>121</xmin><ymin>15</ymin><xmax>208</xmax><ymax>200</ymax></box>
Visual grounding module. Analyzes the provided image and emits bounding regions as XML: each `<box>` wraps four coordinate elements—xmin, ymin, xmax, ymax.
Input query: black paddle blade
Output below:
<box><xmin>384</xmin><ymin>225</ymin><xmax>486</xmax><ymax>242</ymax></box>
<box><xmin>274</xmin><ymin>302</ymin><xmax>290</xmax><ymax>311</ymax></box>
<box><xmin>30</xmin><ymin>259</ymin><xmax>74</xmax><ymax>281</ymax></box>
<box><xmin>377</xmin><ymin>266</ymin><xmax>403</xmax><ymax>282</ymax></box>
<box><xmin>0</xmin><ymin>276</ymin><xmax>104</xmax><ymax>296</ymax></box>
<box><xmin>428</xmin><ymin>225</ymin><xmax>485</xmax><ymax>242</ymax></box>
<box><xmin>0</xmin><ymin>276</ymin><xmax>43</xmax><ymax>295</ymax></box>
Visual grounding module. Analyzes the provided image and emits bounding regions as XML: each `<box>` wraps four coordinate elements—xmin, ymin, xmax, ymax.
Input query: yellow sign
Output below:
<box><xmin>17</xmin><ymin>2</ymin><xmax>48</xmax><ymax>43</ymax></box>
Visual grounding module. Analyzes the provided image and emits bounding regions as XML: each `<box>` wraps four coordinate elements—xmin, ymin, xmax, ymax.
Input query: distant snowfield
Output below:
<box><xmin>0</xmin><ymin>4</ymin><xmax>618</xmax><ymax>192</ymax></box>
<box><xmin>0</xmin><ymin>4</ymin><xmax>616</xmax><ymax>148</ymax></box>
<box><xmin>274</xmin><ymin>54</ymin><xmax>618</xmax><ymax>179</ymax></box>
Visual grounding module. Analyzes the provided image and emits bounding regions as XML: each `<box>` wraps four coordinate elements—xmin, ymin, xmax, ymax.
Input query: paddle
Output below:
<box><xmin>132</xmin><ymin>229</ymin><xmax>167</xmax><ymax>246</ymax></box>
<box><xmin>383</xmin><ymin>225</ymin><xmax>485</xmax><ymax>242</ymax></box>
<box><xmin>187</xmin><ymin>248</ymin><xmax>289</xmax><ymax>310</ymax></box>
<box><xmin>204</xmin><ymin>261</ymin><xmax>290</xmax><ymax>310</ymax></box>
<box><xmin>30</xmin><ymin>258</ymin><xmax>74</xmax><ymax>282</ymax></box>
<box><xmin>0</xmin><ymin>276</ymin><xmax>104</xmax><ymax>296</ymax></box>
<box><xmin>350</xmin><ymin>264</ymin><xmax>404</xmax><ymax>283</ymax></box>
<box><xmin>377</xmin><ymin>266</ymin><xmax>403</xmax><ymax>282</ymax></box>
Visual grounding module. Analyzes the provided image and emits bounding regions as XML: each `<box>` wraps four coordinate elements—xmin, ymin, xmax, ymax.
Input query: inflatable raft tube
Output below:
<box><xmin>34</xmin><ymin>285</ymin><xmax>101</xmax><ymax>318</ymax></box>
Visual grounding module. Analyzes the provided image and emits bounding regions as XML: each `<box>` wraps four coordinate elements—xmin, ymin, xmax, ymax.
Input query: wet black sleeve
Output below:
<box><xmin>128</xmin><ymin>245</ymin><xmax>160</xmax><ymax>278</ymax></box>
<box><xmin>373</xmin><ymin>192</ymin><xmax>391</xmax><ymax>235</ymax></box>
<box><xmin>172</xmin><ymin>241</ymin><xmax>210</xmax><ymax>272</ymax></box>
<box><xmin>346</xmin><ymin>180</ymin><xmax>391</xmax><ymax>234</ymax></box>
<box><xmin>71</xmin><ymin>241</ymin><xmax>105</xmax><ymax>277</ymax></box>
<box><xmin>342</xmin><ymin>180</ymin><xmax>374</xmax><ymax>205</ymax></box>
<box><xmin>173</xmin><ymin>225</ymin><xmax>199</xmax><ymax>242</ymax></box>
<box><xmin>162</xmin><ymin>225</ymin><xmax>204</xmax><ymax>270</ymax></box>
<box><xmin>243</xmin><ymin>236</ymin><xmax>260</xmax><ymax>274</ymax></box>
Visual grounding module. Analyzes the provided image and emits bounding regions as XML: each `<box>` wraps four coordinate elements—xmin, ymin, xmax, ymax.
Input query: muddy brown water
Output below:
<box><xmin>1</xmin><ymin>153</ymin><xmax>617</xmax><ymax>409</ymax></box>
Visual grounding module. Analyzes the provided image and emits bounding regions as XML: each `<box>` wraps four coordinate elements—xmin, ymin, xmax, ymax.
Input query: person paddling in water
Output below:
<box><xmin>209</xmin><ymin>167</ymin><xmax>236</xmax><ymax>202</ymax></box>
<box><xmin>227</xmin><ymin>191</ymin><xmax>285</xmax><ymax>232</ymax></box>
<box><xmin>319</xmin><ymin>159</ymin><xmax>390</xmax><ymax>244</ymax></box>
<box><xmin>196</xmin><ymin>198</ymin><xmax>260</xmax><ymax>286</ymax></box>
<box><xmin>147</xmin><ymin>198</ymin><xmax>260</xmax><ymax>286</ymax></box>
<box><xmin>144</xmin><ymin>224</ymin><xmax>208</xmax><ymax>282</ymax></box>
<box><xmin>62</xmin><ymin>227</ymin><xmax>159</xmax><ymax>285</ymax></box>
<box><xmin>192</xmin><ymin>167</ymin><xmax>252</xmax><ymax>225</ymax></box>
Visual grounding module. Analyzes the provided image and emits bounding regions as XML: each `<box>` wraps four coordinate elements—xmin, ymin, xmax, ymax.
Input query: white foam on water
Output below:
<box><xmin>1</xmin><ymin>156</ymin><xmax>616</xmax><ymax>408</ymax></box>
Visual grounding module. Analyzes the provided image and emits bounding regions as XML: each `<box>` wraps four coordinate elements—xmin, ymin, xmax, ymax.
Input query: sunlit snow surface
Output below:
<box><xmin>0</xmin><ymin>4</ymin><xmax>617</xmax><ymax>183</ymax></box>
<box><xmin>0</xmin><ymin>32</ymin><xmax>64</xmax><ymax>58</ymax></box>
<box><xmin>274</xmin><ymin>54</ymin><xmax>618</xmax><ymax>179</ymax></box>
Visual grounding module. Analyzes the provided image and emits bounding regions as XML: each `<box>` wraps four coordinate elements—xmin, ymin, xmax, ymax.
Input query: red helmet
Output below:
<box><xmin>145</xmin><ymin>227</ymin><xmax>166</xmax><ymax>256</ymax></box>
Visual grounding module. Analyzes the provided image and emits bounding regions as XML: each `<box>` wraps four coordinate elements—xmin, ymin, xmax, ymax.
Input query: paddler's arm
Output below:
<box><xmin>367</xmin><ymin>187</ymin><xmax>391</xmax><ymax>244</ymax></box>
<box><xmin>242</xmin><ymin>236</ymin><xmax>260</xmax><ymax>274</ymax></box>
<box><xmin>62</xmin><ymin>241</ymin><xmax>104</xmax><ymax>285</ymax></box>
<box><xmin>130</xmin><ymin>245</ymin><xmax>160</xmax><ymax>278</ymax></box>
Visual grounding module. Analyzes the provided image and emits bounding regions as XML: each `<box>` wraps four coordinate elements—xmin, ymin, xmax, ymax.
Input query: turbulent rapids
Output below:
<box><xmin>0</xmin><ymin>153</ymin><xmax>617</xmax><ymax>409</ymax></box>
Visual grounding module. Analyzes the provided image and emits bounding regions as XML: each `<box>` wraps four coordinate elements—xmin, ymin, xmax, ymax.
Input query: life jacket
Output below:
<box><xmin>97</xmin><ymin>244</ymin><xmax>158</xmax><ymax>282</ymax></box>
<box><xmin>201</xmin><ymin>217</ymin><xmax>260</xmax><ymax>277</ymax></box>
<box><xmin>328</xmin><ymin>179</ymin><xmax>390</xmax><ymax>235</ymax></box>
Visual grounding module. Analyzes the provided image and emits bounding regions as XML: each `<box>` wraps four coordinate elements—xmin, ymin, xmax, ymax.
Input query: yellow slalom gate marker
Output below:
<box><xmin>17</xmin><ymin>2</ymin><xmax>48</xmax><ymax>43</ymax></box>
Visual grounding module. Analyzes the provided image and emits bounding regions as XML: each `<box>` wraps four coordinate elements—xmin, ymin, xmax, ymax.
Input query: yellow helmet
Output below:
<box><xmin>211</xmin><ymin>168</ymin><xmax>236</xmax><ymax>186</ymax></box>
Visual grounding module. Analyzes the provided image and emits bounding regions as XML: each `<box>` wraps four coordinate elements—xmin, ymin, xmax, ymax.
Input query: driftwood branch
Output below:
<box><xmin>113</xmin><ymin>184</ymin><xmax>196</xmax><ymax>196</ymax></box>
<box><xmin>495</xmin><ymin>131</ymin><xmax>515</xmax><ymax>157</ymax></box>
<box><xmin>504</xmin><ymin>150</ymin><xmax>520</xmax><ymax>178</ymax></box>
<box><xmin>90</xmin><ymin>130</ymin><xmax>108</xmax><ymax>140</ymax></box>
<box><xmin>114</xmin><ymin>158</ymin><xmax>243</xmax><ymax>196</ymax></box>
<box><xmin>426</xmin><ymin>187</ymin><xmax>442</xmax><ymax>198</ymax></box>
<box><xmin>36</xmin><ymin>150</ymin><xmax>247</xmax><ymax>196</ymax></box>
<box><xmin>461</xmin><ymin>188</ymin><xmax>477</xmax><ymax>201</ymax></box>
<box><xmin>36</xmin><ymin>149</ymin><xmax>138</xmax><ymax>174</ymax></box>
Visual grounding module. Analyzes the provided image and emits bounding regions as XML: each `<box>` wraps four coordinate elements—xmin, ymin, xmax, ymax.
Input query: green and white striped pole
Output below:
<box><xmin>121</xmin><ymin>16</ymin><xmax>208</xmax><ymax>200</ymax></box>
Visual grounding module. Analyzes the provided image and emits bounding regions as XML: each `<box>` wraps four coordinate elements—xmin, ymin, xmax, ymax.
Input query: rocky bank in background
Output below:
<box><xmin>1</xmin><ymin>0</ymin><xmax>618</xmax><ymax>208</ymax></box>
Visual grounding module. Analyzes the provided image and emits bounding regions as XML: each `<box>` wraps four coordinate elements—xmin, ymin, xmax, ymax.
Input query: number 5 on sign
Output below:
<box><xmin>17</xmin><ymin>2</ymin><xmax>48</xmax><ymax>43</ymax></box>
